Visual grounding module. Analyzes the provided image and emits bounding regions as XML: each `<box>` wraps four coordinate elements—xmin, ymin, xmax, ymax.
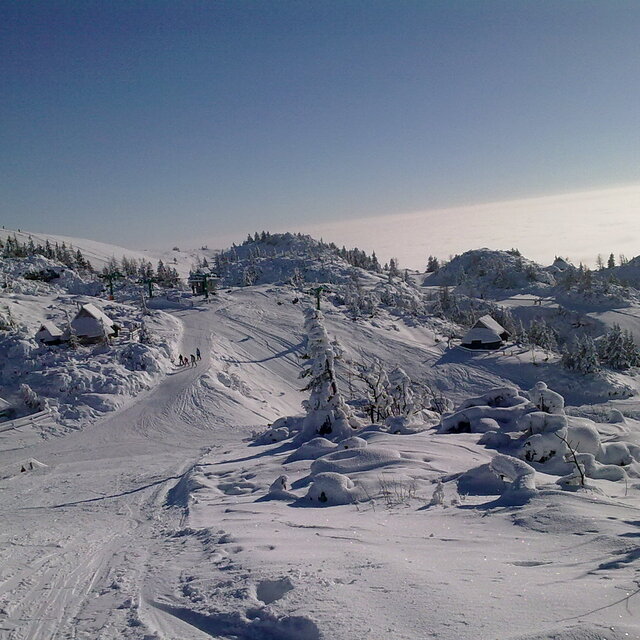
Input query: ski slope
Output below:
<box><xmin>1</xmin><ymin>286</ymin><xmax>640</xmax><ymax>639</ymax></box>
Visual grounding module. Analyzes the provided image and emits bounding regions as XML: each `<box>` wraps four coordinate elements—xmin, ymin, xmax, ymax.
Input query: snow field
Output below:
<box><xmin>2</xmin><ymin>257</ymin><xmax>640</xmax><ymax>639</ymax></box>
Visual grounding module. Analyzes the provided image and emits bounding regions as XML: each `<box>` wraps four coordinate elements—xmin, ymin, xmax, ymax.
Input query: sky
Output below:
<box><xmin>1</xmin><ymin>1</ymin><xmax>639</xmax><ymax>261</ymax></box>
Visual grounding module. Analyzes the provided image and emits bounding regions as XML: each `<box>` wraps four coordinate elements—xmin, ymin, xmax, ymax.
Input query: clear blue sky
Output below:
<box><xmin>2</xmin><ymin>1</ymin><xmax>639</xmax><ymax>249</ymax></box>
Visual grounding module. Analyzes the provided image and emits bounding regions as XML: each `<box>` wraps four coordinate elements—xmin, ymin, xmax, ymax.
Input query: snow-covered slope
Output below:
<box><xmin>2</xmin><ymin>231</ymin><xmax>640</xmax><ymax>639</ymax></box>
<box><xmin>0</xmin><ymin>227</ymin><xmax>198</xmax><ymax>277</ymax></box>
<box><xmin>424</xmin><ymin>247</ymin><xmax>555</xmax><ymax>292</ymax></box>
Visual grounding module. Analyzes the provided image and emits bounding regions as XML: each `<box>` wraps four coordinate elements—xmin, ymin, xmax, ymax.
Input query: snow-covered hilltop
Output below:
<box><xmin>1</xmin><ymin>227</ymin><xmax>640</xmax><ymax>639</ymax></box>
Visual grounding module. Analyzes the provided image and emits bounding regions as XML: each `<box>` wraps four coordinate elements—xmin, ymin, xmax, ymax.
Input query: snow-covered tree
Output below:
<box><xmin>561</xmin><ymin>335</ymin><xmax>600</xmax><ymax>374</ymax></box>
<box><xmin>388</xmin><ymin>367</ymin><xmax>414</xmax><ymax>417</ymax></box>
<box><xmin>426</xmin><ymin>255</ymin><xmax>440</xmax><ymax>273</ymax></box>
<box><xmin>526</xmin><ymin>318</ymin><xmax>558</xmax><ymax>354</ymax></box>
<box><xmin>598</xmin><ymin>324</ymin><xmax>640</xmax><ymax>370</ymax></box>
<box><xmin>388</xmin><ymin>257</ymin><xmax>400</xmax><ymax>280</ymax></box>
<box><xmin>138</xmin><ymin>320</ymin><xmax>153</xmax><ymax>345</ymax></box>
<box><xmin>298</xmin><ymin>308</ymin><xmax>355</xmax><ymax>442</ymax></box>
<box><xmin>20</xmin><ymin>384</ymin><xmax>43</xmax><ymax>410</ymax></box>
<box><xmin>357</xmin><ymin>358</ymin><xmax>391</xmax><ymax>422</ymax></box>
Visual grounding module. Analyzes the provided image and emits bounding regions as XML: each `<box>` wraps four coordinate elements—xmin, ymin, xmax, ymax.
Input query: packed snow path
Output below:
<box><xmin>1</xmin><ymin>288</ymin><xmax>640</xmax><ymax>639</ymax></box>
<box><xmin>0</xmin><ymin>290</ymin><xmax>311</xmax><ymax>639</ymax></box>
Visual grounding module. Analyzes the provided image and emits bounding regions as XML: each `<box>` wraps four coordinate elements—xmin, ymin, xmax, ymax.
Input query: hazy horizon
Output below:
<box><xmin>5</xmin><ymin>182</ymin><xmax>639</xmax><ymax>272</ymax></box>
<box><xmin>2</xmin><ymin>2</ymin><xmax>639</xmax><ymax>250</ymax></box>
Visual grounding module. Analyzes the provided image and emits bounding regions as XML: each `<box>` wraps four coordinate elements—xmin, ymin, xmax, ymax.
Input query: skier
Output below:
<box><xmin>183</xmin><ymin>354</ymin><xmax>189</xmax><ymax>366</ymax></box>
<box><xmin>178</xmin><ymin>354</ymin><xmax>184</xmax><ymax>366</ymax></box>
<box><xmin>191</xmin><ymin>354</ymin><xmax>197</xmax><ymax>367</ymax></box>
<box><xmin>196</xmin><ymin>347</ymin><xmax>201</xmax><ymax>361</ymax></box>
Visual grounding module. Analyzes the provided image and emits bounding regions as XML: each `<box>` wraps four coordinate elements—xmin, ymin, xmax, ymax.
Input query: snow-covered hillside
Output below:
<box><xmin>2</xmin><ymin>231</ymin><xmax>640</xmax><ymax>639</ymax></box>
<box><xmin>0</xmin><ymin>227</ymin><xmax>200</xmax><ymax>278</ymax></box>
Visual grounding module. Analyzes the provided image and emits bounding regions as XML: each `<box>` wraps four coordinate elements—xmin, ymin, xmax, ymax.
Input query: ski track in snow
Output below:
<box><xmin>1</xmin><ymin>287</ymin><xmax>640</xmax><ymax>639</ymax></box>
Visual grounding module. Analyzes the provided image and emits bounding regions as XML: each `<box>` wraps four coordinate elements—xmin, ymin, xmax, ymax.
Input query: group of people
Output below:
<box><xmin>178</xmin><ymin>347</ymin><xmax>201</xmax><ymax>368</ymax></box>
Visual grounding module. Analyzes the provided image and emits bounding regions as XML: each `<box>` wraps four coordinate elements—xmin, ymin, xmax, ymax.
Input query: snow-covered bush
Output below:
<box><xmin>521</xmin><ymin>430</ymin><xmax>567</xmax><ymax>464</ymax></box>
<box><xmin>429</xmin><ymin>481</ymin><xmax>445</xmax><ymax>506</ymax></box>
<box><xmin>253</xmin><ymin>427</ymin><xmax>290</xmax><ymax>445</ymax></box>
<box><xmin>558</xmin><ymin>453</ymin><xmax>626</xmax><ymax>486</ymax></box>
<box><xmin>457</xmin><ymin>463</ymin><xmax>507</xmax><ymax>496</ymax></box>
<box><xmin>598</xmin><ymin>442</ymin><xmax>635</xmax><ymax>466</ymax></box>
<box><xmin>119</xmin><ymin>343</ymin><xmax>164</xmax><ymax>374</ymax></box>
<box><xmin>387</xmin><ymin>367</ymin><xmax>414</xmax><ymax>417</ymax></box>
<box><xmin>458</xmin><ymin>387</ymin><xmax>528</xmax><ymax>411</ymax></box>
<box><xmin>489</xmin><ymin>453</ymin><xmax>537</xmax><ymax>503</ymax></box>
<box><xmin>478</xmin><ymin>430</ymin><xmax>512</xmax><ymax>449</ymax></box>
<box><xmin>385</xmin><ymin>414</ymin><xmax>428</xmax><ymax>434</ymax></box>
<box><xmin>528</xmin><ymin>382</ymin><xmax>564</xmax><ymax>414</ymax></box>
<box><xmin>440</xmin><ymin>403</ymin><xmax>527</xmax><ymax>434</ymax></box>
<box><xmin>518</xmin><ymin>411</ymin><xmax>567</xmax><ymax>436</ymax></box>
<box><xmin>305</xmin><ymin>472</ymin><xmax>356</xmax><ymax>506</ymax></box>
<box><xmin>339</xmin><ymin>436</ymin><xmax>367</xmax><ymax>449</ymax></box>
<box><xmin>356</xmin><ymin>359</ymin><xmax>391</xmax><ymax>422</ymax></box>
<box><xmin>266</xmin><ymin>475</ymin><xmax>297</xmax><ymax>501</ymax></box>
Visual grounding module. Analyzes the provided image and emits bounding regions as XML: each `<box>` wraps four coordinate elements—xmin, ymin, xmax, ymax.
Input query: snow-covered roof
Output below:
<box><xmin>461</xmin><ymin>327</ymin><xmax>503</xmax><ymax>346</ymax></box>
<box><xmin>71</xmin><ymin>303</ymin><xmax>115</xmax><ymax>338</ymax></box>
<box><xmin>474</xmin><ymin>315</ymin><xmax>507</xmax><ymax>335</ymax></box>
<box><xmin>36</xmin><ymin>321</ymin><xmax>63</xmax><ymax>339</ymax></box>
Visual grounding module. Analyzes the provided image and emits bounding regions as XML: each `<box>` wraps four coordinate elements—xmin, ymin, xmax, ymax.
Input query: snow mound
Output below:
<box><xmin>338</xmin><ymin>436</ymin><xmax>368</xmax><ymax>449</ymax></box>
<box><xmin>310</xmin><ymin>446</ymin><xmax>402</xmax><ymax>476</ymax></box>
<box><xmin>265</xmin><ymin>475</ymin><xmax>298</xmax><ymax>501</ymax></box>
<box><xmin>286</xmin><ymin>437</ymin><xmax>338</xmax><ymax>462</ymax></box>
<box><xmin>440</xmin><ymin>403</ymin><xmax>528</xmax><ymax>434</ymax></box>
<box><xmin>529</xmin><ymin>381</ymin><xmax>565</xmax><ymax>414</ymax></box>
<box><xmin>385</xmin><ymin>415</ymin><xmax>430</xmax><ymax>434</ymax></box>
<box><xmin>305</xmin><ymin>472</ymin><xmax>357</xmax><ymax>506</ymax></box>
<box><xmin>253</xmin><ymin>426</ymin><xmax>290</xmax><ymax>445</ymax></box>
<box><xmin>490</xmin><ymin>453</ymin><xmax>537</xmax><ymax>503</ymax></box>
<box><xmin>458</xmin><ymin>386</ymin><xmax>528</xmax><ymax>410</ymax></box>
<box><xmin>457</xmin><ymin>463</ymin><xmax>508</xmax><ymax>495</ymax></box>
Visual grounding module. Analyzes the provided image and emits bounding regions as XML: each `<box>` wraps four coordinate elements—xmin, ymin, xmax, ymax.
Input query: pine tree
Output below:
<box><xmin>599</xmin><ymin>324</ymin><xmax>627</xmax><ymax>369</ymax></box>
<box><xmin>607</xmin><ymin>253</ymin><xmax>616</xmax><ymax>269</ymax></box>
<box><xmin>623</xmin><ymin>330</ymin><xmax>640</xmax><ymax>367</ymax></box>
<box><xmin>426</xmin><ymin>255</ymin><xmax>440</xmax><ymax>273</ymax></box>
<box><xmin>527</xmin><ymin>318</ymin><xmax>557</xmax><ymax>353</ymax></box>
<box><xmin>298</xmin><ymin>307</ymin><xmax>355</xmax><ymax>442</ymax></box>
<box><xmin>562</xmin><ymin>336</ymin><xmax>600</xmax><ymax>374</ymax></box>
<box><xmin>578</xmin><ymin>335</ymin><xmax>600</xmax><ymax>374</ymax></box>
